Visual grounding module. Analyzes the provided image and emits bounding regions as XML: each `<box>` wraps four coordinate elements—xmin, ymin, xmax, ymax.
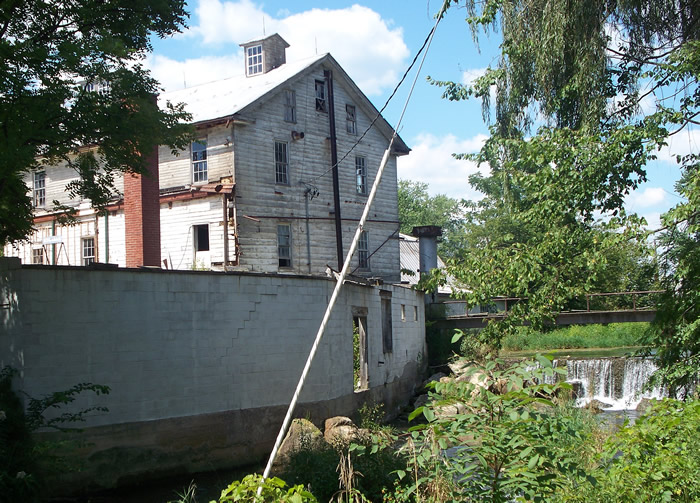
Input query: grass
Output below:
<box><xmin>501</xmin><ymin>323</ymin><xmax>651</xmax><ymax>351</ymax></box>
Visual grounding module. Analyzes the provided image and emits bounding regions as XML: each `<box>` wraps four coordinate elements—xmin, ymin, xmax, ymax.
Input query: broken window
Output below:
<box><xmin>275</xmin><ymin>141</ymin><xmax>289</xmax><ymax>184</ymax></box>
<box><xmin>194</xmin><ymin>224</ymin><xmax>209</xmax><ymax>252</ymax></box>
<box><xmin>192</xmin><ymin>139</ymin><xmax>208</xmax><ymax>183</ymax></box>
<box><xmin>246</xmin><ymin>44</ymin><xmax>263</xmax><ymax>76</ymax></box>
<box><xmin>346</xmin><ymin>104</ymin><xmax>356</xmax><ymax>134</ymax></box>
<box><xmin>355</xmin><ymin>156</ymin><xmax>366</xmax><ymax>195</ymax></box>
<box><xmin>82</xmin><ymin>237</ymin><xmax>95</xmax><ymax>266</ymax></box>
<box><xmin>284</xmin><ymin>89</ymin><xmax>296</xmax><ymax>123</ymax></box>
<box><xmin>277</xmin><ymin>223</ymin><xmax>291</xmax><ymax>267</ymax></box>
<box><xmin>315</xmin><ymin>79</ymin><xmax>327</xmax><ymax>112</ymax></box>
<box><xmin>358</xmin><ymin>231</ymin><xmax>369</xmax><ymax>270</ymax></box>
<box><xmin>33</xmin><ymin>171</ymin><xmax>45</xmax><ymax>207</ymax></box>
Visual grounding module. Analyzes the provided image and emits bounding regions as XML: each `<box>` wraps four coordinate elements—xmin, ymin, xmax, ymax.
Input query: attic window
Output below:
<box><xmin>346</xmin><ymin>104</ymin><xmax>356</xmax><ymax>134</ymax></box>
<box><xmin>315</xmin><ymin>79</ymin><xmax>327</xmax><ymax>112</ymax></box>
<box><xmin>247</xmin><ymin>44</ymin><xmax>263</xmax><ymax>76</ymax></box>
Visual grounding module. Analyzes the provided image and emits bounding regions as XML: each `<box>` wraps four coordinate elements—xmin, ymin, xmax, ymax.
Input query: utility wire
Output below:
<box><xmin>257</xmin><ymin>3</ymin><xmax>447</xmax><ymax>497</ymax></box>
<box><xmin>308</xmin><ymin>16</ymin><xmax>441</xmax><ymax>184</ymax></box>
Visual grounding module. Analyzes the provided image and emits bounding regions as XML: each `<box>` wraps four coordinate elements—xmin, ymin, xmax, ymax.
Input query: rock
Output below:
<box><xmin>570</xmin><ymin>381</ymin><xmax>585</xmax><ymax>400</ymax></box>
<box><xmin>324</xmin><ymin>416</ymin><xmax>360</xmax><ymax>444</ymax></box>
<box><xmin>448</xmin><ymin>359</ymin><xmax>474</xmax><ymax>376</ymax></box>
<box><xmin>636</xmin><ymin>397</ymin><xmax>658</xmax><ymax>413</ymax></box>
<box><xmin>276</xmin><ymin>418</ymin><xmax>325</xmax><ymax>465</ymax></box>
<box><xmin>413</xmin><ymin>394</ymin><xmax>429</xmax><ymax>409</ymax></box>
<box><xmin>434</xmin><ymin>402</ymin><xmax>469</xmax><ymax>419</ymax></box>
<box><xmin>586</xmin><ymin>399</ymin><xmax>613</xmax><ymax>414</ymax></box>
<box><xmin>439</xmin><ymin>376</ymin><xmax>453</xmax><ymax>383</ymax></box>
<box><xmin>423</xmin><ymin>372</ymin><xmax>447</xmax><ymax>388</ymax></box>
<box><xmin>489</xmin><ymin>378</ymin><xmax>510</xmax><ymax>395</ymax></box>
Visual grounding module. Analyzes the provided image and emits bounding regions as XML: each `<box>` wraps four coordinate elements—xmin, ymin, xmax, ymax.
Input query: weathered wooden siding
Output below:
<box><xmin>231</xmin><ymin>62</ymin><xmax>401</xmax><ymax>281</ymax></box>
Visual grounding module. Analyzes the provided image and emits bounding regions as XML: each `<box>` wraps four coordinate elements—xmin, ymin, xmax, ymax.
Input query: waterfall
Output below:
<box><xmin>555</xmin><ymin>357</ymin><xmax>666</xmax><ymax>410</ymax></box>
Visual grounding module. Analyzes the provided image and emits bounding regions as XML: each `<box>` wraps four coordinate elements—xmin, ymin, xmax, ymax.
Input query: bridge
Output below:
<box><xmin>433</xmin><ymin>291</ymin><xmax>661</xmax><ymax>330</ymax></box>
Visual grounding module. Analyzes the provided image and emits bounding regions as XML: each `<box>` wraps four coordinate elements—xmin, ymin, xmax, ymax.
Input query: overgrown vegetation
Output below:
<box><xmin>500</xmin><ymin>323</ymin><xmax>650</xmax><ymax>352</ymax></box>
<box><xmin>0</xmin><ymin>366</ymin><xmax>110</xmax><ymax>502</ymax></box>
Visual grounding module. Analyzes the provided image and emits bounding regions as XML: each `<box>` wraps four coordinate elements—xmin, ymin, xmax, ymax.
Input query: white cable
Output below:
<box><xmin>257</xmin><ymin>3</ymin><xmax>446</xmax><ymax>496</ymax></box>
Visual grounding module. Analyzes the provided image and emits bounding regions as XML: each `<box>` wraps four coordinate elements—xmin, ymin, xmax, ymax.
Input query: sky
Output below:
<box><xmin>148</xmin><ymin>0</ymin><xmax>697</xmax><ymax>231</ymax></box>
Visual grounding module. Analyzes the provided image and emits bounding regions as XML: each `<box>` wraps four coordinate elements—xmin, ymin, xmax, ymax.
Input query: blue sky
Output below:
<box><xmin>148</xmin><ymin>0</ymin><xmax>695</xmax><ymax>230</ymax></box>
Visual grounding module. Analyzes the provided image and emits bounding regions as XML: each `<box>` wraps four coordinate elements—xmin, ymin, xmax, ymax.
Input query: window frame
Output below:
<box><xmin>194</xmin><ymin>224</ymin><xmax>210</xmax><ymax>252</ymax></box>
<box><xmin>346</xmin><ymin>104</ymin><xmax>357</xmax><ymax>134</ymax></box>
<box><xmin>275</xmin><ymin>140</ymin><xmax>289</xmax><ymax>185</ymax></box>
<box><xmin>358</xmin><ymin>231</ymin><xmax>370</xmax><ymax>270</ymax></box>
<box><xmin>246</xmin><ymin>44</ymin><xmax>263</xmax><ymax>76</ymax></box>
<box><xmin>82</xmin><ymin>237</ymin><xmax>95</xmax><ymax>266</ymax></box>
<box><xmin>33</xmin><ymin>171</ymin><xmax>46</xmax><ymax>208</ymax></box>
<box><xmin>314</xmin><ymin>79</ymin><xmax>327</xmax><ymax>112</ymax></box>
<box><xmin>192</xmin><ymin>139</ymin><xmax>208</xmax><ymax>184</ymax></box>
<box><xmin>355</xmin><ymin>156</ymin><xmax>367</xmax><ymax>195</ymax></box>
<box><xmin>277</xmin><ymin>223</ymin><xmax>292</xmax><ymax>268</ymax></box>
<box><xmin>284</xmin><ymin>89</ymin><xmax>296</xmax><ymax>123</ymax></box>
<box><xmin>32</xmin><ymin>246</ymin><xmax>44</xmax><ymax>265</ymax></box>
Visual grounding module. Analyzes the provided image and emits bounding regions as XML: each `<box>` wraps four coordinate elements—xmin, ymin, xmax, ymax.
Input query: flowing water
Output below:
<box><xmin>545</xmin><ymin>356</ymin><xmax>666</xmax><ymax>410</ymax></box>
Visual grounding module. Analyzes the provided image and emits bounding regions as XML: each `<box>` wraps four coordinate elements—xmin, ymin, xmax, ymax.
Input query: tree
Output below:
<box><xmin>397</xmin><ymin>179</ymin><xmax>465</xmax><ymax>258</ymax></box>
<box><xmin>0</xmin><ymin>0</ymin><xmax>193</xmax><ymax>246</ymax></box>
<box><xmin>430</xmin><ymin>0</ymin><xmax>698</xmax><ymax>393</ymax></box>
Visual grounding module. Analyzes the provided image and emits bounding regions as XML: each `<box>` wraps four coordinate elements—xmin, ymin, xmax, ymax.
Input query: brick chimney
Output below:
<box><xmin>124</xmin><ymin>145</ymin><xmax>161</xmax><ymax>268</ymax></box>
<box><xmin>240</xmin><ymin>33</ymin><xmax>289</xmax><ymax>77</ymax></box>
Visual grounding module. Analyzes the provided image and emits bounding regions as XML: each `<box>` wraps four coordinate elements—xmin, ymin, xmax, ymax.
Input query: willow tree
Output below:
<box><xmin>433</xmin><ymin>0</ymin><xmax>699</xmax><ymax>395</ymax></box>
<box><xmin>0</xmin><ymin>0</ymin><xmax>193</xmax><ymax>246</ymax></box>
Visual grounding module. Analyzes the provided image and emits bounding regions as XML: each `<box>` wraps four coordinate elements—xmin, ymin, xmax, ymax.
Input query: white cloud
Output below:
<box><xmin>398</xmin><ymin>133</ymin><xmax>489</xmax><ymax>200</ymax></box>
<box><xmin>461</xmin><ymin>67</ymin><xmax>487</xmax><ymax>86</ymax></box>
<box><xmin>184</xmin><ymin>0</ymin><xmax>409</xmax><ymax>96</ymax></box>
<box><xmin>626</xmin><ymin>186</ymin><xmax>667</xmax><ymax>210</ymax></box>
<box><xmin>145</xmin><ymin>54</ymin><xmax>243</xmax><ymax>92</ymax></box>
<box><xmin>654</xmin><ymin>127</ymin><xmax>700</xmax><ymax>164</ymax></box>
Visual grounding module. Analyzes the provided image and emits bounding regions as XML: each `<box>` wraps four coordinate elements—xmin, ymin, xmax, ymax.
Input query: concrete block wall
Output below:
<box><xmin>0</xmin><ymin>259</ymin><xmax>425</xmax><ymax>486</ymax></box>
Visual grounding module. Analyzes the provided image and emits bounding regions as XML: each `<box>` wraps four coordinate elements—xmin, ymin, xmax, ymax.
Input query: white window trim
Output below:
<box><xmin>192</xmin><ymin>139</ymin><xmax>208</xmax><ymax>184</ymax></box>
<box><xmin>355</xmin><ymin>156</ymin><xmax>367</xmax><ymax>195</ymax></box>
<box><xmin>33</xmin><ymin>171</ymin><xmax>46</xmax><ymax>208</ymax></box>
<box><xmin>246</xmin><ymin>44</ymin><xmax>263</xmax><ymax>76</ymax></box>
<box><xmin>82</xmin><ymin>237</ymin><xmax>95</xmax><ymax>266</ymax></box>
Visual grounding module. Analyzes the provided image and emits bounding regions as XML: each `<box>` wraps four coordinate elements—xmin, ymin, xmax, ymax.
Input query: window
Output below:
<box><xmin>346</xmin><ymin>104</ymin><xmax>357</xmax><ymax>134</ymax></box>
<box><xmin>33</xmin><ymin>171</ymin><xmax>45</xmax><ymax>207</ymax></box>
<box><xmin>192</xmin><ymin>139</ymin><xmax>207</xmax><ymax>183</ymax></box>
<box><xmin>275</xmin><ymin>141</ymin><xmax>289</xmax><ymax>184</ymax></box>
<box><xmin>401</xmin><ymin>304</ymin><xmax>406</xmax><ymax>322</ymax></box>
<box><xmin>355</xmin><ymin>156</ymin><xmax>367</xmax><ymax>195</ymax></box>
<box><xmin>284</xmin><ymin>90</ymin><xmax>296</xmax><ymax>123</ymax></box>
<box><xmin>32</xmin><ymin>247</ymin><xmax>44</xmax><ymax>265</ymax></box>
<box><xmin>82</xmin><ymin>237</ymin><xmax>95</xmax><ymax>266</ymax></box>
<box><xmin>381</xmin><ymin>294</ymin><xmax>393</xmax><ymax>353</ymax></box>
<box><xmin>194</xmin><ymin>224</ymin><xmax>209</xmax><ymax>252</ymax></box>
<box><xmin>277</xmin><ymin>224</ymin><xmax>291</xmax><ymax>267</ymax></box>
<box><xmin>84</xmin><ymin>81</ymin><xmax>111</xmax><ymax>95</ymax></box>
<box><xmin>414</xmin><ymin>305</ymin><xmax>418</xmax><ymax>321</ymax></box>
<box><xmin>358</xmin><ymin>231</ymin><xmax>369</xmax><ymax>269</ymax></box>
<box><xmin>314</xmin><ymin>79</ymin><xmax>327</xmax><ymax>112</ymax></box>
<box><xmin>246</xmin><ymin>44</ymin><xmax>263</xmax><ymax>76</ymax></box>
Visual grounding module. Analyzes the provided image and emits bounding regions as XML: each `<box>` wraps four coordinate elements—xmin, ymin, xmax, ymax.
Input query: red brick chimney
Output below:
<box><xmin>124</xmin><ymin>145</ymin><xmax>161</xmax><ymax>267</ymax></box>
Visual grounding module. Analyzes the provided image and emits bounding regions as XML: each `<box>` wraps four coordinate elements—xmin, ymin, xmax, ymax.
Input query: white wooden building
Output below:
<box><xmin>5</xmin><ymin>34</ymin><xmax>409</xmax><ymax>283</ymax></box>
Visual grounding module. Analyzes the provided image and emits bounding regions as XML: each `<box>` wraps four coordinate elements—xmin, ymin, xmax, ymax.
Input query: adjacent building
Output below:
<box><xmin>5</xmin><ymin>34</ymin><xmax>409</xmax><ymax>283</ymax></box>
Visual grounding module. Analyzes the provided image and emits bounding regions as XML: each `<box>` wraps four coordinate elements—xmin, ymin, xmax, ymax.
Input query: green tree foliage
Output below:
<box><xmin>429</xmin><ymin>0</ymin><xmax>698</xmax><ymax>393</ymax></box>
<box><xmin>0</xmin><ymin>0</ymin><xmax>193</xmax><ymax>246</ymax></box>
<box><xmin>397</xmin><ymin>179</ymin><xmax>465</xmax><ymax>258</ymax></box>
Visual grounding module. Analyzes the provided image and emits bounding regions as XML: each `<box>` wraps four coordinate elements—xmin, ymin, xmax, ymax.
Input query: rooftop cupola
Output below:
<box><xmin>240</xmin><ymin>33</ymin><xmax>290</xmax><ymax>77</ymax></box>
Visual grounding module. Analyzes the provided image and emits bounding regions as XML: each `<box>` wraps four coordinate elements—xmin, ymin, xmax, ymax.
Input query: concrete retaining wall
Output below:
<box><xmin>0</xmin><ymin>257</ymin><xmax>426</xmax><ymax>488</ymax></box>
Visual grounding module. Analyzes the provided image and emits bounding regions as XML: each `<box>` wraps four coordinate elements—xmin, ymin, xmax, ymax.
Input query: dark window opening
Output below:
<box><xmin>194</xmin><ymin>224</ymin><xmax>210</xmax><ymax>251</ymax></box>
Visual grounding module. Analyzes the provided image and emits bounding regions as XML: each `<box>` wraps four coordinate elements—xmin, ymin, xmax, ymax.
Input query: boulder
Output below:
<box><xmin>423</xmin><ymin>372</ymin><xmax>447</xmax><ymax>388</ymax></box>
<box><xmin>586</xmin><ymin>399</ymin><xmax>613</xmax><ymax>414</ymax></box>
<box><xmin>413</xmin><ymin>394</ymin><xmax>429</xmax><ymax>409</ymax></box>
<box><xmin>448</xmin><ymin>359</ymin><xmax>474</xmax><ymax>377</ymax></box>
<box><xmin>434</xmin><ymin>401</ymin><xmax>469</xmax><ymax>419</ymax></box>
<box><xmin>324</xmin><ymin>416</ymin><xmax>360</xmax><ymax>444</ymax></box>
<box><xmin>276</xmin><ymin>418</ymin><xmax>326</xmax><ymax>465</ymax></box>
